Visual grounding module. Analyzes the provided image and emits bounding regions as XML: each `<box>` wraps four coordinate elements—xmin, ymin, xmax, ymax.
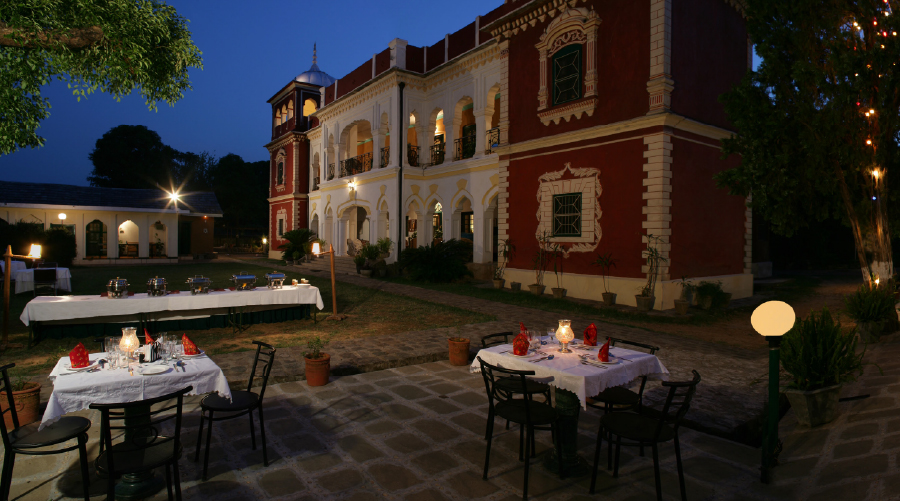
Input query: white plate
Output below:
<box><xmin>297</xmin><ymin>283</ymin><xmax>311</xmax><ymax>288</ymax></box>
<box><xmin>508</xmin><ymin>351</ymin><xmax>540</xmax><ymax>358</ymax></box>
<box><xmin>140</xmin><ymin>365</ymin><xmax>169</xmax><ymax>375</ymax></box>
<box><xmin>63</xmin><ymin>362</ymin><xmax>99</xmax><ymax>372</ymax></box>
<box><xmin>180</xmin><ymin>350</ymin><xmax>205</xmax><ymax>359</ymax></box>
<box><xmin>582</xmin><ymin>355</ymin><xmax>618</xmax><ymax>365</ymax></box>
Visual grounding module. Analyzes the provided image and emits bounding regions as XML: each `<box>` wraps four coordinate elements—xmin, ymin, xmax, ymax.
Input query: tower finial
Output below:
<box><xmin>313</xmin><ymin>43</ymin><xmax>317</xmax><ymax>65</ymax></box>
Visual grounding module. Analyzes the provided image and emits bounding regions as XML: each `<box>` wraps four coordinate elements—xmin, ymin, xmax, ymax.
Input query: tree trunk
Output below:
<box><xmin>836</xmin><ymin>164</ymin><xmax>893</xmax><ymax>285</ymax></box>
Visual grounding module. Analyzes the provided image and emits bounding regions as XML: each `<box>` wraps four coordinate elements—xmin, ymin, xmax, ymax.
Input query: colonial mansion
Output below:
<box><xmin>265</xmin><ymin>0</ymin><xmax>752</xmax><ymax>310</ymax></box>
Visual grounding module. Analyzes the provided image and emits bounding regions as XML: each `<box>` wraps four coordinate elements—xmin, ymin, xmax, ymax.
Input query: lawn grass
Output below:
<box><xmin>1</xmin><ymin>262</ymin><xmax>494</xmax><ymax>376</ymax></box>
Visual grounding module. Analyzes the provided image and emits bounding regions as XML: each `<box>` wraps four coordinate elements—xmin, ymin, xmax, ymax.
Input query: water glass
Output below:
<box><xmin>105</xmin><ymin>336</ymin><xmax>120</xmax><ymax>354</ymax></box>
<box><xmin>108</xmin><ymin>346</ymin><xmax>119</xmax><ymax>369</ymax></box>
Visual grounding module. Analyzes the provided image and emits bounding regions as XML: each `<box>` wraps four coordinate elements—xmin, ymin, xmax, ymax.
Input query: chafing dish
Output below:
<box><xmin>265</xmin><ymin>271</ymin><xmax>286</xmax><ymax>289</ymax></box>
<box><xmin>107</xmin><ymin>278</ymin><xmax>129</xmax><ymax>299</ymax></box>
<box><xmin>231</xmin><ymin>272</ymin><xmax>257</xmax><ymax>291</ymax></box>
<box><xmin>147</xmin><ymin>276</ymin><xmax>167</xmax><ymax>296</ymax></box>
<box><xmin>186</xmin><ymin>275</ymin><xmax>212</xmax><ymax>295</ymax></box>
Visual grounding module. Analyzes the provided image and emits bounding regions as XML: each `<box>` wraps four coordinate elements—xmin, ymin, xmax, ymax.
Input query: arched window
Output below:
<box><xmin>275</xmin><ymin>149</ymin><xmax>286</xmax><ymax>186</ymax></box>
<box><xmin>287</xmin><ymin>101</ymin><xmax>294</xmax><ymax>120</ymax></box>
<box><xmin>553</xmin><ymin>44</ymin><xmax>582</xmax><ymax>105</ymax></box>
<box><xmin>86</xmin><ymin>219</ymin><xmax>107</xmax><ymax>258</ymax></box>
<box><xmin>303</xmin><ymin>98</ymin><xmax>317</xmax><ymax>117</ymax></box>
<box><xmin>274</xmin><ymin>110</ymin><xmax>281</xmax><ymax>127</ymax></box>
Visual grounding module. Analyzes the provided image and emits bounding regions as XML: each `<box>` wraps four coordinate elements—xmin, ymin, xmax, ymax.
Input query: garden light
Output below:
<box><xmin>348</xmin><ymin>181</ymin><xmax>357</xmax><ymax>190</ymax></box>
<box><xmin>312</xmin><ymin>242</ymin><xmax>321</xmax><ymax>255</ymax></box>
<box><xmin>27</xmin><ymin>244</ymin><xmax>41</xmax><ymax>259</ymax></box>
<box><xmin>262</xmin><ymin>238</ymin><xmax>267</xmax><ymax>245</ymax></box>
<box><xmin>58</xmin><ymin>213</ymin><xmax>67</xmax><ymax>221</ymax></box>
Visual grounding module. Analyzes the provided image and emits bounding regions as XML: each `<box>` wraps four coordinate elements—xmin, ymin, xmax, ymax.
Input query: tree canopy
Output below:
<box><xmin>719</xmin><ymin>0</ymin><xmax>900</xmax><ymax>282</ymax></box>
<box><xmin>0</xmin><ymin>0</ymin><xmax>203</xmax><ymax>155</ymax></box>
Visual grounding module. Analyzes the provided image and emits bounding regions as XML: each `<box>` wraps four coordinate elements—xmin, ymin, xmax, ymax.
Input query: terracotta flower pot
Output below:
<box><xmin>601</xmin><ymin>292</ymin><xmax>617</xmax><ymax>306</ymax></box>
<box><xmin>448</xmin><ymin>337</ymin><xmax>471</xmax><ymax>366</ymax></box>
<box><xmin>492</xmin><ymin>279</ymin><xmax>505</xmax><ymax>289</ymax></box>
<box><xmin>510</xmin><ymin>282</ymin><xmax>522</xmax><ymax>292</ymax></box>
<box><xmin>360</xmin><ymin>269</ymin><xmax>373</xmax><ymax>278</ymax></box>
<box><xmin>1</xmin><ymin>381</ymin><xmax>41</xmax><ymax>428</ymax></box>
<box><xmin>784</xmin><ymin>384</ymin><xmax>842</xmax><ymax>427</ymax></box>
<box><xmin>551</xmin><ymin>288</ymin><xmax>567</xmax><ymax>299</ymax></box>
<box><xmin>305</xmin><ymin>353</ymin><xmax>331</xmax><ymax>387</ymax></box>
<box><xmin>674</xmin><ymin>299</ymin><xmax>691</xmax><ymax>315</ymax></box>
<box><xmin>635</xmin><ymin>295</ymin><xmax>655</xmax><ymax>312</ymax></box>
<box><xmin>528</xmin><ymin>284</ymin><xmax>546</xmax><ymax>296</ymax></box>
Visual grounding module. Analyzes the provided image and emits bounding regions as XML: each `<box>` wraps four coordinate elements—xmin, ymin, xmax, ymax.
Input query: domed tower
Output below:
<box><xmin>264</xmin><ymin>45</ymin><xmax>334</xmax><ymax>258</ymax></box>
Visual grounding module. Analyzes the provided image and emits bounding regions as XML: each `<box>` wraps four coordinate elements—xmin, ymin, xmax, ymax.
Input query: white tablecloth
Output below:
<box><xmin>42</xmin><ymin>351</ymin><xmax>232</xmax><ymax>429</ymax></box>
<box><xmin>0</xmin><ymin>261</ymin><xmax>26</xmax><ymax>275</ymax></box>
<box><xmin>470</xmin><ymin>340</ymin><xmax>669</xmax><ymax>409</ymax></box>
<box><xmin>14</xmin><ymin>268</ymin><xmax>72</xmax><ymax>294</ymax></box>
<box><xmin>20</xmin><ymin>285</ymin><xmax>325</xmax><ymax>326</ymax></box>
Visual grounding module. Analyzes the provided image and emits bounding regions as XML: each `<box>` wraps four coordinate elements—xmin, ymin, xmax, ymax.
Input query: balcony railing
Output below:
<box><xmin>454</xmin><ymin>134</ymin><xmax>476</xmax><ymax>161</ymax></box>
<box><xmin>312</xmin><ymin>176</ymin><xmax>320</xmax><ymax>191</ymax></box>
<box><xmin>430</xmin><ymin>143</ymin><xmax>445</xmax><ymax>166</ymax></box>
<box><xmin>485</xmin><ymin>127</ymin><xmax>499</xmax><ymax>154</ymax></box>
<box><xmin>327</xmin><ymin>163</ymin><xmax>335</xmax><ymax>180</ymax></box>
<box><xmin>407</xmin><ymin>144</ymin><xmax>419</xmax><ymax>167</ymax></box>
<box><xmin>380</xmin><ymin>147</ymin><xmax>390</xmax><ymax>168</ymax></box>
<box><xmin>340</xmin><ymin>152</ymin><xmax>374</xmax><ymax>177</ymax></box>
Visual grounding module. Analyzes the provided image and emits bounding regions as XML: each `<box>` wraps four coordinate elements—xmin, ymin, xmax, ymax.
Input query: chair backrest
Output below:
<box><xmin>653</xmin><ymin>370</ymin><xmax>701</xmax><ymax>439</ymax></box>
<box><xmin>477</xmin><ymin>356</ymin><xmax>538</xmax><ymax>424</ymax></box>
<box><xmin>33</xmin><ymin>268</ymin><xmax>57</xmax><ymax>283</ymax></box>
<box><xmin>481</xmin><ymin>332</ymin><xmax>513</xmax><ymax>348</ymax></box>
<box><xmin>90</xmin><ymin>386</ymin><xmax>193</xmax><ymax>475</ymax></box>
<box><xmin>609</xmin><ymin>337</ymin><xmax>660</xmax><ymax>355</ymax></box>
<box><xmin>0</xmin><ymin>363</ymin><xmax>20</xmax><ymax>447</ymax></box>
<box><xmin>37</xmin><ymin>262</ymin><xmax>58</xmax><ymax>269</ymax></box>
<box><xmin>247</xmin><ymin>341</ymin><xmax>276</xmax><ymax>398</ymax></box>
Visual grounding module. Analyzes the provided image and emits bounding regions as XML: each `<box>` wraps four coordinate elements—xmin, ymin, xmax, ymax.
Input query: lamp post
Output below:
<box><xmin>312</xmin><ymin>242</ymin><xmax>347</xmax><ymax>321</ymax></box>
<box><xmin>262</xmin><ymin>237</ymin><xmax>268</xmax><ymax>256</ymax></box>
<box><xmin>3</xmin><ymin>244</ymin><xmax>42</xmax><ymax>350</ymax></box>
<box><xmin>752</xmin><ymin>300</ymin><xmax>796</xmax><ymax>484</ymax></box>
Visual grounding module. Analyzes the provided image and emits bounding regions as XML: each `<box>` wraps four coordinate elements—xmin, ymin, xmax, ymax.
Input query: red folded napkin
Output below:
<box><xmin>168</xmin><ymin>290</ymin><xmax>181</xmax><ymax>294</ymax></box>
<box><xmin>598</xmin><ymin>337</ymin><xmax>611</xmax><ymax>362</ymax></box>
<box><xmin>182</xmin><ymin>334</ymin><xmax>200</xmax><ymax>355</ymax></box>
<box><xmin>69</xmin><ymin>342</ymin><xmax>90</xmax><ymax>368</ymax></box>
<box><xmin>512</xmin><ymin>332</ymin><xmax>530</xmax><ymax>356</ymax></box>
<box><xmin>144</xmin><ymin>328</ymin><xmax>154</xmax><ymax>345</ymax></box>
<box><xmin>583</xmin><ymin>323</ymin><xmax>598</xmax><ymax>346</ymax></box>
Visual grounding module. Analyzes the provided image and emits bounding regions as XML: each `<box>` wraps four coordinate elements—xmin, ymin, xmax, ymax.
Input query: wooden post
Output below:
<box><xmin>329</xmin><ymin>244</ymin><xmax>338</xmax><ymax>318</ymax></box>
<box><xmin>3</xmin><ymin>245</ymin><xmax>11</xmax><ymax>349</ymax></box>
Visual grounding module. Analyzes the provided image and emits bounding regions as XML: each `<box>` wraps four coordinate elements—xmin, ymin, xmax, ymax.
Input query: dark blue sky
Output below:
<box><xmin>0</xmin><ymin>0</ymin><xmax>502</xmax><ymax>186</ymax></box>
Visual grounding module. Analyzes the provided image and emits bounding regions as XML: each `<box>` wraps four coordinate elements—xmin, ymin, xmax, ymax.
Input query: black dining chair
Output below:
<box><xmin>32</xmin><ymin>268</ymin><xmax>58</xmax><ymax>296</ymax></box>
<box><xmin>91</xmin><ymin>385</ymin><xmax>193</xmax><ymax>501</ymax></box>
<box><xmin>590</xmin><ymin>370</ymin><xmax>701</xmax><ymax>501</ymax></box>
<box><xmin>0</xmin><ymin>363</ymin><xmax>92</xmax><ymax>501</ymax></box>
<box><xmin>587</xmin><ymin>337</ymin><xmax>660</xmax><ymax>468</ymax></box>
<box><xmin>478</xmin><ymin>356</ymin><xmax>562</xmax><ymax>501</ymax></box>
<box><xmin>479</xmin><ymin>333</ymin><xmax>552</xmax><ymax>443</ymax></box>
<box><xmin>36</xmin><ymin>262</ymin><xmax>58</xmax><ymax>269</ymax></box>
<box><xmin>195</xmin><ymin>341</ymin><xmax>276</xmax><ymax>480</ymax></box>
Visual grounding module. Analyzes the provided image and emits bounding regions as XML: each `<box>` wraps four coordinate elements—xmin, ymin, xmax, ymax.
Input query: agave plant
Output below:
<box><xmin>781</xmin><ymin>307</ymin><xmax>866</xmax><ymax>392</ymax></box>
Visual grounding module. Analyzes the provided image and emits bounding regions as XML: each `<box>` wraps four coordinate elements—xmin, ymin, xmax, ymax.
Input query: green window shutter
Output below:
<box><xmin>553</xmin><ymin>193</ymin><xmax>582</xmax><ymax>237</ymax></box>
<box><xmin>552</xmin><ymin>44</ymin><xmax>582</xmax><ymax>106</ymax></box>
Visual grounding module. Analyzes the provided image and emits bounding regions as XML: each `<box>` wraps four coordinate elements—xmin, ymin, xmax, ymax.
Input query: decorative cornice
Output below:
<box><xmin>537</xmin><ymin>96</ymin><xmax>597</xmax><ymax>125</ymax></box>
<box><xmin>265</xmin><ymin>132</ymin><xmax>305</xmax><ymax>152</ymax></box>
<box><xmin>307</xmin><ymin>125</ymin><xmax>323</xmax><ymax>141</ymax></box>
<box><xmin>486</xmin><ymin>0</ymin><xmax>588</xmax><ymax>41</ymax></box>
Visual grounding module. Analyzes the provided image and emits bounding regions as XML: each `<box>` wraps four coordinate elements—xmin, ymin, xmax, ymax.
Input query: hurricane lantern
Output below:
<box><xmin>119</xmin><ymin>327</ymin><xmax>140</xmax><ymax>358</ymax></box>
<box><xmin>556</xmin><ymin>319</ymin><xmax>574</xmax><ymax>353</ymax></box>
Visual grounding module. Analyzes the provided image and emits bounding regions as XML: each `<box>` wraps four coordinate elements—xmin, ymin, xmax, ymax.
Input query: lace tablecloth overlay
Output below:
<box><xmin>470</xmin><ymin>342</ymin><xmax>669</xmax><ymax>409</ymax></box>
<box><xmin>42</xmin><ymin>352</ymin><xmax>232</xmax><ymax>429</ymax></box>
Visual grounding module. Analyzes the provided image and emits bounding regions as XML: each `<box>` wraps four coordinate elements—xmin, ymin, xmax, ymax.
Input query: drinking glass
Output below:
<box><xmin>545</xmin><ymin>328</ymin><xmax>555</xmax><ymax>346</ymax></box>
<box><xmin>105</xmin><ymin>336</ymin><xmax>120</xmax><ymax>354</ymax></box>
<box><xmin>108</xmin><ymin>346</ymin><xmax>119</xmax><ymax>369</ymax></box>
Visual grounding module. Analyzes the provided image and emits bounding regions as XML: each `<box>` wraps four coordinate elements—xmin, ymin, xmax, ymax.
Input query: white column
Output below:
<box><xmin>472</xmin><ymin>204</ymin><xmax>487</xmax><ymax>263</ymax></box>
<box><xmin>389</xmin><ymin>87</ymin><xmax>402</xmax><ymax>168</ymax></box>
<box><xmin>138</xmin><ymin>215</ymin><xmax>149</xmax><ymax>258</ymax></box>
<box><xmin>109</xmin><ymin>215</ymin><xmax>119</xmax><ymax>258</ymax></box>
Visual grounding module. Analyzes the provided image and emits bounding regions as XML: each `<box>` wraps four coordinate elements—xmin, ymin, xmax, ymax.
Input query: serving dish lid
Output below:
<box><xmin>186</xmin><ymin>275</ymin><xmax>212</xmax><ymax>284</ymax></box>
<box><xmin>232</xmin><ymin>271</ymin><xmax>257</xmax><ymax>280</ymax></box>
<box><xmin>108</xmin><ymin>277</ymin><xmax>128</xmax><ymax>288</ymax></box>
<box><xmin>265</xmin><ymin>271</ymin><xmax>285</xmax><ymax>279</ymax></box>
<box><xmin>147</xmin><ymin>276</ymin><xmax>167</xmax><ymax>286</ymax></box>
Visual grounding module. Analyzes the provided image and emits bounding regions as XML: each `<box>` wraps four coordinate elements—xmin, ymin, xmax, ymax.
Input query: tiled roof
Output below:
<box><xmin>0</xmin><ymin>181</ymin><xmax>223</xmax><ymax>216</ymax></box>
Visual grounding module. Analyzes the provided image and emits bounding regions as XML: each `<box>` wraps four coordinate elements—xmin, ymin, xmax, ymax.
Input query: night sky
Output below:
<box><xmin>0</xmin><ymin>0</ymin><xmax>500</xmax><ymax>187</ymax></box>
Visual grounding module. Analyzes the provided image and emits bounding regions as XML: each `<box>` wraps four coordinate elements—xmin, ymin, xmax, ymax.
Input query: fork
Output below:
<box><xmin>581</xmin><ymin>361</ymin><xmax>608</xmax><ymax>370</ymax></box>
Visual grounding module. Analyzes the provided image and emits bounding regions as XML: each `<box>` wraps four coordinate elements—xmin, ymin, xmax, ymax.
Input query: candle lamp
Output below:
<box><xmin>119</xmin><ymin>327</ymin><xmax>140</xmax><ymax>360</ymax></box>
<box><xmin>556</xmin><ymin>319</ymin><xmax>574</xmax><ymax>353</ymax></box>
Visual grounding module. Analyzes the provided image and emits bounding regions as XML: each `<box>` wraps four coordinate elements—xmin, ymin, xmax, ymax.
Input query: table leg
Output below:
<box><xmin>543</xmin><ymin>388</ymin><xmax>591</xmax><ymax>477</ymax></box>
<box><xmin>116</xmin><ymin>404</ymin><xmax>165</xmax><ymax>500</ymax></box>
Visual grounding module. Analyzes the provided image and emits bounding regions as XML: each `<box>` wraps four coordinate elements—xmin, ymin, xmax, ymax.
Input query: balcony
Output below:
<box><xmin>380</xmin><ymin>147</ymin><xmax>390</xmax><ymax>168</ymax></box>
<box><xmin>430</xmin><ymin>143</ymin><xmax>446</xmax><ymax>166</ymax></box>
<box><xmin>454</xmin><ymin>135</ymin><xmax>476</xmax><ymax>161</ymax></box>
<box><xmin>327</xmin><ymin>163</ymin><xmax>335</xmax><ymax>180</ymax></box>
<box><xmin>407</xmin><ymin>145</ymin><xmax>419</xmax><ymax>167</ymax></box>
<box><xmin>340</xmin><ymin>152</ymin><xmax>374</xmax><ymax>177</ymax></box>
<box><xmin>485</xmin><ymin>127</ymin><xmax>499</xmax><ymax>154</ymax></box>
<box><xmin>312</xmin><ymin>176</ymin><xmax>320</xmax><ymax>191</ymax></box>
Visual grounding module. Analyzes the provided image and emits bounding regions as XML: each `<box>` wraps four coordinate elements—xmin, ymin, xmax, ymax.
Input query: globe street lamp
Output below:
<box><xmin>752</xmin><ymin>300</ymin><xmax>796</xmax><ymax>484</ymax></box>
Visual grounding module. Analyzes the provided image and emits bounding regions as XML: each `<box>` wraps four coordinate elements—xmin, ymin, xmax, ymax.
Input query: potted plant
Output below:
<box><xmin>353</xmin><ymin>254</ymin><xmax>365</xmax><ymax>274</ymax></box>
<box><xmin>360</xmin><ymin>243</ymin><xmax>380</xmax><ymax>278</ymax></box>
<box><xmin>510</xmin><ymin>281</ymin><xmax>522</xmax><ymax>291</ymax></box>
<box><xmin>448</xmin><ymin>328</ymin><xmax>470</xmax><ymax>366</ymax></box>
<box><xmin>592</xmin><ymin>252</ymin><xmax>617</xmax><ymax>306</ymax></box>
<box><xmin>781</xmin><ymin>307</ymin><xmax>869</xmax><ymax>427</ymax></box>
<box><xmin>292</xmin><ymin>251</ymin><xmax>301</xmax><ymax>265</ymax></box>
<box><xmin>696</xmin><ymin>280</ymin><xmax>725</xmax><ymax>310</ymax></box>
<box><xmin>674</xmin><ymin>276</ymin><xmax>693</xmax><ymax>315</ymax></box>
<box><xmin>550</xmin><ymin>243</ymin><xmax>567</xmax><ymax>298</ymax></box>
<box><xmin>529</xmin><ymin>232</ymin><xmax>551</xmax><ymax>296</ymax></box>
<box><xmin>493</xmin><ymin>239</ymin><xmax>514</xmax><ymax>289</ymax></box>
<box><xmin>845</xmin><ymin>282</ymin><xmax>896</xmax><ymax>343</ymax></box>
<box><xmin>1</xmin><ymin>373</ymin><xmax>41</xmax><ymax>428</ymax></box>
<box><xmin>304</xmin><ymin>334</ymin><xmax>333</xmax><ymax>386</ymax></box>
<box><xmin>635</xmin><ymin>233</ymin><xmax>667</xmax><ymax>312</ymax></box>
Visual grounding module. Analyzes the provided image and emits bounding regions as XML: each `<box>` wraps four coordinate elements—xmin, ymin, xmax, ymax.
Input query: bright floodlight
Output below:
<box><xmin>27</xmin><ymin>244</ymin><xmax>42</xmax><ymax>259</ymax></box>
<box><xmin>169</xmin><ymin>191</ymin><xmax>180</xmax><ymax>202</ymax></box>
<box><xmin>58</xmin><ymin>213</ymin><xmax>67</xmax><ymax>221</ymax></box>
<box><xmin>262</xmin><ymin>238</ymin><xmax>267</xmax><ymax>245</ymax></box>
<box><xmin>312</xmin><ymin>242</ymin><xmax>321</xmax><ymax>255</ymax></box>
<box><xmin>751</xmin><ymin>301</ymin><xmax>796</xmax><ymax>337</ymax></box>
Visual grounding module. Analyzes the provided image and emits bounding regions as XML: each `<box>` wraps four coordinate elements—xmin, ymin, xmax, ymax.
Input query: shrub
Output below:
<box><xmin>781</xmin><ymin>307</ymin><xmax>866</xmax><ymax>391</ymax></box>
<box><xmin>696</xmin><ymin>280</ymin><xmax>729</xmax><ymax>308</ymax></box>
<box><xmin>42</xmin><ymin>227</ymin><xmax>77</xmax><ymax>267</ymax></box>
<box><xmin>279</xmin><ymin>229</ymin><xmax>317</xmax><ymax>261</ymax></box>
<box><xmin>0</xmin><ymin>222</ymin><xmax>76</xmax><ymax>267</ymax></box>
<box><xmin>400</xmin><ymin>239</ymin><xmax>473</xmax><ymax>282</ymax></box>
<box><xmin>360</xmin><ymin>243</ymin><xmax>381</xmax><ymax>269</ymax></box>
<box><xmin>845</xmin><ymin>282</ymin><xmax>896</xmax><ymax>324</ymax></box>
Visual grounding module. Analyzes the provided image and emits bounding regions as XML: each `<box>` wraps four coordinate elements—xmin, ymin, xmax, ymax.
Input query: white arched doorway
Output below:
<box><xmin>118</xmin><ymin>220</ymin><xmax>139</xmax><ymax>258</ymax></box>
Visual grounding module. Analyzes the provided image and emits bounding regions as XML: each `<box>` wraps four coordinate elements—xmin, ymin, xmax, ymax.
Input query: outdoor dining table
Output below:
<box><xmin>0</xmin><ymin>260</ymin><xmax>27</xmax><ymax>275</ymax></box>
<box><xmin>13</xmin><ymin>267</ymin><xmax>72</xmax><ymax>294</ymax></box>
<box><xmin>471</xmin><ymin>338</ymin><xmax>669</xmax><ymax>475</ymax></box>
<box><xmin>44</xmin><ymin>350</ymin><xmax>232</xmax><ymax>498</ymax></box>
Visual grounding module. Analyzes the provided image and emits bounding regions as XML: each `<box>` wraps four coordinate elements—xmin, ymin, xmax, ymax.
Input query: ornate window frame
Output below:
<box><xmin>276</xmin><ymin>208</ymin><xmax>287</xmax><ymax>237</ymax></box>
<box><xmin>535</xmin><ymin>7</ymin><xmax>601</xmax><ymax>126</ymax></box>
<box><xmin>536</xmin><ymin>163</ymin><xmax>602</xmax><ymax>255</ymax></box>
<box><xmin>275</xmin><ymin>148</ymin><xmax>286</xmax><ymax>192</ymax></box>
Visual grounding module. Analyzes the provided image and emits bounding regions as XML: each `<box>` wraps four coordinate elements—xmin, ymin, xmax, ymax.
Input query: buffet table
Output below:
<box><xmin>21</xmin><ymin>286</ymin><xmax>325</xmax><ymax>341</ymax></box>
